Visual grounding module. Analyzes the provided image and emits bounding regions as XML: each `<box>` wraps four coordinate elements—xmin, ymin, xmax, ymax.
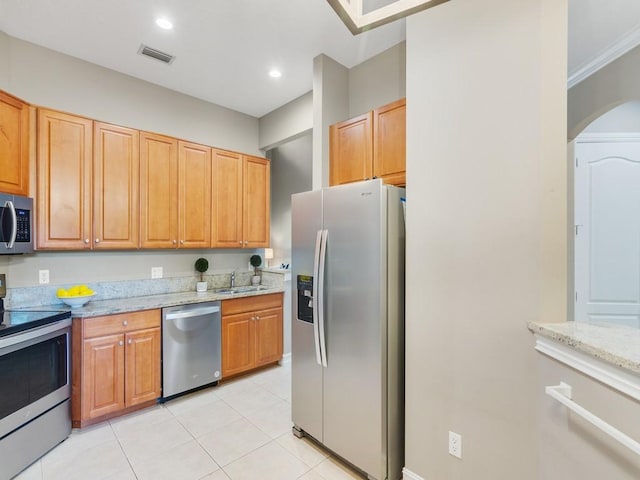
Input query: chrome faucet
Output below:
<box><xmin>230</xmin><ymin>271</ymin><xmax>236</xmax><ymax>288</ymax></box>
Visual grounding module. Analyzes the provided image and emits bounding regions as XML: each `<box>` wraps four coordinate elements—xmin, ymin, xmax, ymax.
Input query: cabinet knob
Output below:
<box><xmin>128</xmin><ymin>339</ymin><xmax>132</xmax><ymax>345</ymax></box>
<box><xmin>84</xmin><ymin>239</ymin><xmax>89</xmax><ymax>244</ymax></box>
<box><xmin>180</xmin><ymin>240</ymin><xmax>184</xmax><ymax>244</ymax></box>
<box><xmin>119</xmin><ymin>340</ymin><xmax>124</xmax><ymax>346</ymax></box>
<box><xmin>251</xmin><ymin>316</ymin><xmax>255</xmax><ymax>321</ymax></box>
<box><xmin>95</xmin><ymin>238</ymin><xmax>100</xmax><ymax>243</ymax></box>
<box><xmin>123</xmin><ymin>320</ymin><xmax>128</xmax><ymax>326</ymax></box>
<box><xmin>256</xmin><ymin>316</ymin><xmax>260</xmax><ymax>321</ymax></box>
<box><xmin>239</xmin><ymin>241</ymin><xmax>243</xmax><ymax>245</ymax></box>
<box><xmin>244</xmin><ymin>241</ymin><xmax>248</xmax><ymax>245</ymax></box>
<box><xmin>173</xmin><ymin>240</ymin><xmax>177</xmax><ymax>244</ymax></box>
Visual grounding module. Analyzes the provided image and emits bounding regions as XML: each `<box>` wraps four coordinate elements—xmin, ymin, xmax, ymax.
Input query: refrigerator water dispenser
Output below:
<box><xmin>297</xmin><ymin>275</ymin><xmax>313</xmax><ymax>323</ymax></box>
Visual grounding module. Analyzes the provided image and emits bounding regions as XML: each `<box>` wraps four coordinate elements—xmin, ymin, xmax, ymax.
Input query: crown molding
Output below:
<box><xmin>568</xmin><ymin>24</ymin><xmax>640</xmax><ymax>89</ymax></box>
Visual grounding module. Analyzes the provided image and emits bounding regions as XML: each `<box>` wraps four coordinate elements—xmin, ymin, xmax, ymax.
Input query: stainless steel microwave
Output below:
<box><xmin>0</xmin><ymin>193</ymin><xmax>34</xmax><ymax>254</ymax></box>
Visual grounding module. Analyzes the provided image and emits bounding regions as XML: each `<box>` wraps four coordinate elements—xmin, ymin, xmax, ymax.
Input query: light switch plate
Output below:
<box><xmin>151</xmin><ymin>267</ymin><xmax>163</xmax><ymax>279</ymax></box>
<box><xmin>39</xmin><ymin>270</ymin><xmax>50</xmax><ymax>284</ymax></box>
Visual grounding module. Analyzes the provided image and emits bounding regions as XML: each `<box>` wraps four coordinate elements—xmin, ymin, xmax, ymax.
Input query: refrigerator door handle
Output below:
<box><xmin>312</xmin><ymin>229</ymin><xmax>323</xmax><ymax>365</ymax></box>
<box><xmin>318</xmin><ymin>229</ymin><xmax>328</xmax><ymax>368</ymax></box>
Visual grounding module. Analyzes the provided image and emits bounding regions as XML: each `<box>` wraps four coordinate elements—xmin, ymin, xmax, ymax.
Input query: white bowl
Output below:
<box><xmin>58</xmin><ymin>293</ymin><xmax>95</xmax><ymax>308</ymax></box>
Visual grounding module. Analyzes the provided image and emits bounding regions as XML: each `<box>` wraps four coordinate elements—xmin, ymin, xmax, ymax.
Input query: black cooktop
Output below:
<box><xmin>0</xmin><ymin>309</ymin><xmax>72</xmax><ymax>338</ymax></box>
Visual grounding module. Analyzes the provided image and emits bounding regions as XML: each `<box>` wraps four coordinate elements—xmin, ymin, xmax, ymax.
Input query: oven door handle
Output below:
<box><xmin>4</xmin><ymin>200</ymin><xmax>17</xmax><ymax>249</ymax></box>
<box><xmin>0</xmin><ymin>318</ymin><xmax>71</xmax><ymax>349</ymax></box>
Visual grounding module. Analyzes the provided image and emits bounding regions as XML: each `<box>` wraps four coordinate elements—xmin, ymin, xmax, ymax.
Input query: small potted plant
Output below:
<box><xmin>195</xmin><ymin>257</ymin><xmax>209</xmax><ymax>292</ymax></box>
<box><xmin>249</xmin><ymin>254</ymin><xmax>262</xmax><ymax>285</ymax></box>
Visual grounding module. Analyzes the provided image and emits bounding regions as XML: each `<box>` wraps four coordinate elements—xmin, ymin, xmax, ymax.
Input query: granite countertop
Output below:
<box><xmin>47</xmin><ymin>286</ymin><xmax>285</xmax><ymax>319</ymax></box>
<box><xmin>528</xmin><ymin>321</ymin><xmax>640</xmax><ymax>374</ymax></box>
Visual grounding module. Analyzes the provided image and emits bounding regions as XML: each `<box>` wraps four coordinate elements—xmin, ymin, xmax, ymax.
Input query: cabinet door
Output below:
<box><xmin>329</xmin><ymin>112</ymin><xmax>373</xmax><ymax>186</ymax></box>
<box><xmin>243</xmin><ymin>156</ymin><xmax>270</xmax><ymax>248</ymax></box>
<box><xmin>211</xmin><ymin>149</ymin><xmax>243</xmax><ymax>248</ymax></box>
<box><xmin>178</xmin><ymin>141</ymin><xmax>211</xmax><ymax>248</ymax></box>
<box><xmin>140</xmin><ymin>132</ymin><xmax>178</xmax><ymax>248</ymax></box>
<box><xmin>373</xmin><ymin>98</ymin><xmax>406</xmax><ymax>186</ymax></box>
<box><xmin>253</xmin><ymin>307</ymin><xmax>283</xmax><ymax>367</ymax></box>
<box><xmin>37</xmin><ymin>109</ymin><xmax>93</xmax><ymax>249</ymax></box>
<box><xmin>93</xmin><ymin>122</ymin><xmax>139</xmax><ymax>249</ymax></box>
<box><xmin>0</xmin><ymin>91</ymin><xmax>29</xmax><ymax>196</ymax></box>
<box><xmin>222</xmin><ymin>312</ymin><xmax>254</xmax><ymax>377</ymax></box>
<box><xmin>82</xmin><ymin>334</ymin><xmax>125</xmax><ymax>420</ymax></box>
<box><xmin>125</xmin><ymin>327</ymin><xmax>161</xmax><ymax>406</ymax></box>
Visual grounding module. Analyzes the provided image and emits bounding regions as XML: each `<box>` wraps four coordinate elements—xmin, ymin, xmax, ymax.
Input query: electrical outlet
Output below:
<box><xmin>151</xmin><ymin>267</ymin><xmax>163</xmax><ymax>279</ymax></box>
<box><xmin>39</xmin><ymin>270</ymin><xmax>50</xmax><ymax>285</ymax></box>
<box><xmin>449</xmin><ymin>431</ymin><xmax>462</xmax><ymax>459</ymax></box>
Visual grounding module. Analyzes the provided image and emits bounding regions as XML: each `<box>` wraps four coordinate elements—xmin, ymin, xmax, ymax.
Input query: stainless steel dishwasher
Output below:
<box><xmin>161</xmin><ymin>301</ymin><xmax>221</xmax><ymax>400</ymax></box>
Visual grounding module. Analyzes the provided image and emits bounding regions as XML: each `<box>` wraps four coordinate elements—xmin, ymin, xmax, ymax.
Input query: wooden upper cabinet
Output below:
<box><xmin>373</xmin><ymin>98</ymin><xmax>406</xmax><ymax>186</ymax></box>
<box><xmin>140</xmin><ymin>132</ymin><xmax>178</xmax><ymax>248</ymax></box>
<box><xmin>212</xmin><ymin>151</ymin><xmax>269</xmax><ymax>249</ymax></box>
<box><xmin>329</xmin><ymin>98</ymin><xmax>406</xmax><ymax>187</ymax></box>
<box><xmin>0</xmin><ymin>91</ymin><xmax>30</xmax><ymax>196</ymax></box>
<box><xmin>178</xmin><ymin>141</ymin><xmax>211</xmax><ymax>248</ymax></box>
<box><xmin>37</xmin><ymin>109</ymin><xmax>93</xmax><ymax>249</ymax></box>
<box><xmin>329</xmin><ymin>111</ymin><xmax>373</xmax><ymax>186</ymax></box>
<box><xmin>243</xmin><ymin>156</ymin><xmax>270</xmax><ymax>248</ymax></box>
<box><xmin>93</xmin><ymin>122</ymin><xmax>139</xmax><ymax>249</ymax></box>
<box><xmin>211</xmin><ymin>149</ymin><xmax>243</xmax><ymax>248</ymax></box>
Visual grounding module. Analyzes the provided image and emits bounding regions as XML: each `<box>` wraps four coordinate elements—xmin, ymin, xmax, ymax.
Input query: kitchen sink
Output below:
<box><xmin>214</xmin><ymin>286</ymin><xmax>269</xmax><ymax>295</ymax></box>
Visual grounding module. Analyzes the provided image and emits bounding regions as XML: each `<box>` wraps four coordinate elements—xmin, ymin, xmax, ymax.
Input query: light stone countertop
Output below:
<box><xmin>528</xmin><ymin>321</ymin><xmax>640</xmax><ymax>375</ymax></box>
<box><xmin>32</xmin><ymin>286</ymin><xmax>285</xmax><ymax>319</ymax></box>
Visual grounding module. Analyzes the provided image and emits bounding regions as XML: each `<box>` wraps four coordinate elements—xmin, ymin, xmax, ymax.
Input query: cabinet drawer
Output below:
<box><xmin>222</xmin><ymin>293</ymin><xmax>283</xmax><ymax>316</ymax></box>
<box><xmin>82</xmin><ymin>309</ymin><xmax>160</xmax><ymax>338</ymax></box>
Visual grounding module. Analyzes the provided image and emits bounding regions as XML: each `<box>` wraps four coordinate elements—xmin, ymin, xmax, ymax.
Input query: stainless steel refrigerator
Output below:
<box><xmin>291</xmin><ymin>179</ymin><xmax>405</xmax><ymax>480</ymax></box>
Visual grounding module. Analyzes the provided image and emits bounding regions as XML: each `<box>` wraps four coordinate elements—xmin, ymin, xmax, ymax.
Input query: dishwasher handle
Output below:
<box><xmin>164</xmin><ymin>306</ymin><xmax>220</xmax><ymax>320</ymax></box>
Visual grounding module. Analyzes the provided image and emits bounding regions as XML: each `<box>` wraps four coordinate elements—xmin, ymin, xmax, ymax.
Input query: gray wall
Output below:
<box><xmin>583</xmin><ymin>101</ymin><xmax>640</xmax><ymax>133</ymax></box>
<box><xmin>259</xmin><ymin>92</ymin><xmax>313</xmax><ymax>151</ymax></box>
<box><xmin>568</xmin><ymin>44</ymin><xmax>640</xmax><ymax>140</ymax></box>
<box><xmin>0</xmin><ymin>32</ymin><xmax>262</xmax><ymax>288</ymax></box>
<box><xmin>348</xmin><ymin>41</ymin><xmax>406</xmax><ymax>117</ymax></box>
<box><xmin>0</xmin><ymin>33</ymin><xmax>260</xmax><ymax>155</ymax></box>
<box><xmin>403</xmin><ymin>0</ymin><xmax>568</xmax><ymax>478</ymax></box>
<box><xmin>269</xmin><ymin>134</ymin><xmax>313</xmax><ymax>264</ymax></box>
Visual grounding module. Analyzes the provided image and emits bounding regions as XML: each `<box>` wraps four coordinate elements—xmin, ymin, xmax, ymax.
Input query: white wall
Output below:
<box><xmin>403</xmin><ymin>0</ymin><xmax>567</xmax><ymax>478</ymax></box>
<box><xmin>348</xmin><ymin>41</ymin><xmax>406</xmax><ymax>117</ymax></box>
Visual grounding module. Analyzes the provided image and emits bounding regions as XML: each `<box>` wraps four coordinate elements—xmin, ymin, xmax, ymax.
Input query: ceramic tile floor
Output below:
<box><xmin>13</xmin><ymin>362</ymin><xmax>365</xmax><ymax>480</ymax></box>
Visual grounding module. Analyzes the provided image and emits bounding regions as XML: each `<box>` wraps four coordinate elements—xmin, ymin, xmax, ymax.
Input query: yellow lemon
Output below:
<box><xmin>57</xmin><ymin>288</ymin><xmax>68</xmax><ymax>298</ymax></box>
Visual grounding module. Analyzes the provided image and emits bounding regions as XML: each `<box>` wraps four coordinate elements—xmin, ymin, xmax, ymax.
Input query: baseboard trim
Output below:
<box><xmin>402</xmin><ymin>467</ymin><xmax>425</xmax><ymax>480</ymax></box>
<box><xmin>279</xmin><ymin>352</ymin><xmax>292</xmax><ymax>364</ymax></box>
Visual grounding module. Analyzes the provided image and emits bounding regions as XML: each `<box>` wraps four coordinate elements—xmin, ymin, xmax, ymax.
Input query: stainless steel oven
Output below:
<box><xmin>0</xmin><ymin>315</ymin><xmax>71</xmax><ymax>479</ymax></box>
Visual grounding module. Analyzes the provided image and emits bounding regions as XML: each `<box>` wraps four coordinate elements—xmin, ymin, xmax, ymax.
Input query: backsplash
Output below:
<box><xmin>5</xmin><ymin>270</ymin><xmax>285</xmax><ymax>309</ymax></box>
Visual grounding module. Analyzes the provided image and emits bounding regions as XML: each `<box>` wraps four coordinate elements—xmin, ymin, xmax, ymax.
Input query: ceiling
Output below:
<box><xmin>0</xmin><ymin>0</ymin><xmax>638</xmax><ymax>118</ymax></box>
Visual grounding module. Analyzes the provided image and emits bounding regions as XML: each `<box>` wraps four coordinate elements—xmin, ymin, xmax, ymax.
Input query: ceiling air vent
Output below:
<box><xmin>138</xmin><ymin>44</ymin><xmax>175</xmax><ymax>64</ymax></box>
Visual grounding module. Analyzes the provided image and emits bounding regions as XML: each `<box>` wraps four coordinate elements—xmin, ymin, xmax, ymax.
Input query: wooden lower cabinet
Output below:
<box><xmin>72</xmin><ymin>309</ymin><xmax>161</xmax><ymax>427</ymax></box>
<box><xmin>222</xmin><ymin>293</ymin><xmax>283</xmax><ymax>378</ymax></box>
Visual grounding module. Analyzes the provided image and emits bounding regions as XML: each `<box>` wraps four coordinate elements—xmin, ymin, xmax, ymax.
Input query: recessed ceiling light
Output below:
<box><xmin>269</xmin><ymin>69</ymin><xmax>282</xmax><ymax>78</ymax></box>
<box><xmin>156</xmin><ymin>18</ymin><xmax>173</xmax><ymax>30</ymax></box>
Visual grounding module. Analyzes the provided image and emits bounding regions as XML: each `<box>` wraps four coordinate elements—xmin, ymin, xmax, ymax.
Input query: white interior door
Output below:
<box><xmin>575</xmin><ymin>139</ymin><xmax>640</xmax><ymax>327</ymax></box>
